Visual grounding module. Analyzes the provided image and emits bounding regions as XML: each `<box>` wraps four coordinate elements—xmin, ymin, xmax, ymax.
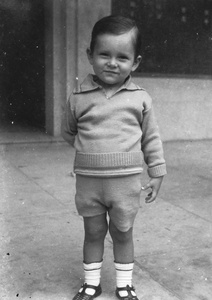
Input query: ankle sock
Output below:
<box><xmin>83</xmin><ymin>261</ymin><xmax>102</xmax><ymax>295</ymax></box>
<box><xmin>115</xmin><ymin>262</ymin><xmax>136</xmax><ymax>297</ymax></box>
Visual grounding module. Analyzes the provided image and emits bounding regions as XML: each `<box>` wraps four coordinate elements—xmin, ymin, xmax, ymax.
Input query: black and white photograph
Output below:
<box><xmin>0</xmin><ymin>1</ymin><xmax>212</xmax><ymax>299</ymax></box>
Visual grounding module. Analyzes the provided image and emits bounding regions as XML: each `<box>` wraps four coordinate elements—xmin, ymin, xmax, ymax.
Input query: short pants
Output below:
<box><xmin>75</xmin><ymin>173</ymin><xmax>142</xmax><ymax>232</ymax></box>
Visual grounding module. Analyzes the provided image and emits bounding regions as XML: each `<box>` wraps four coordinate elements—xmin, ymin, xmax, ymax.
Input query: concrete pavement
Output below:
<box><xmin>0</xmin><ymin>134</ymin><xmax>212</xmax><ymax>300</ymax></box>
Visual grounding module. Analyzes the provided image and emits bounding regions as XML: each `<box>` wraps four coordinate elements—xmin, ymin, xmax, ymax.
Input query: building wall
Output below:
<box><xmin>133</xmin><ymin>76</ymin><xmax>212</xmax><ymax>141</ymax></box>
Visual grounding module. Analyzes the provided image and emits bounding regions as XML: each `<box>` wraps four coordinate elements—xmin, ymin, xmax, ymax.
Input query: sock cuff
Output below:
<box><xmin>83</xmin><ymin>261</ymin><xmax>103</xmax><ymax>271</ymax></box>
<box><xmin>115</xmin><ymin>262</ymin><xmax>134</xmax><ymax>271</ymax></box>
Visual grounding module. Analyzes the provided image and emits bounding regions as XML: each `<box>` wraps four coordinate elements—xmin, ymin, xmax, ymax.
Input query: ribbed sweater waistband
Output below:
<box><xmin>74</xmin><ymin>152</ymin><xmax>143</xmax><ymax>169</ymax></box>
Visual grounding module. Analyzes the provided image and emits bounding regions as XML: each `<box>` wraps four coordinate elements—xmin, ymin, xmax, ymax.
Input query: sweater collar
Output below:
<box><xmin>74</xmin><ymin>74</ymin><xmax>143</xmax><ymax>94</ymax></box>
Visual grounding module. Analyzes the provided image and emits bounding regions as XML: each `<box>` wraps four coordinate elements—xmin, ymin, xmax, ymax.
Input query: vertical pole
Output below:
<box><xmin>75</xmin><ymin>0</ymin><xmax>79</xmax><ymax>90</ymax></box>
<box><xmin>44</xmin><ymin>0</ymin><xmax>66</xmax><ymax>136</ymax></box>
<box><xmin>65</xmin><ymin>0</ymin><xmax>79</xmax><ymax>98</ymax></box>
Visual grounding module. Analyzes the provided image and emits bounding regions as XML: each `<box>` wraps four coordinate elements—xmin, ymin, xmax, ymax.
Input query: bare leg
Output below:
<box><xmin>83</xmin><ymin>213</ymin><xmax>108</xmax><ymax>263</ymax></box>
<box><xmin>109</xmin><ymin>220</ymin><xmax>134</xmax><ymax>263</ymax></box>
<box><xmin>72</xmin><ymin>215</ymin><xmax>108</xmax><ymax>299</ymax></box>
<box><xmin>109</xmin><ymin>220</ymin><xmax>138</xmax><ymax>298</ymax></box>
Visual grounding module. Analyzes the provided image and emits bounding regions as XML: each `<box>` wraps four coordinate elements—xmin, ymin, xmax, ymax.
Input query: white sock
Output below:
<box><xmin>115</xmin><ymin>262</ymin><xmax>136</xmax><ymax>297</ymax></box>
<box><xmin>83</xmin><ymin>261</ymin><xmax>102</xmax><ymax>295</ymax></box>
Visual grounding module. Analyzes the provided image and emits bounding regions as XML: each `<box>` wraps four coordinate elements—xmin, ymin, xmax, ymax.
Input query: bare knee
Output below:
<box><xmin>84</xmin><ymin>214</ymin><xmax>108</xmax><ymax>242</ymax></box>
<box><xmin>85</xmin><ymin>224</ymin><xmax>108</xmax><ymax>242</ymax></box>
<box><xmin>109</xmin><ymin>221</ymin><xmax>133</xmax><ymax>243</ymax></box>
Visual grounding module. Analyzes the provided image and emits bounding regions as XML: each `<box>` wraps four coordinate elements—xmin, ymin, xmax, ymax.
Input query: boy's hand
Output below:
<box><xmin>141</xmin><ymin>176</ymin><xmax>164</xmax><ymax>203</ymax></box>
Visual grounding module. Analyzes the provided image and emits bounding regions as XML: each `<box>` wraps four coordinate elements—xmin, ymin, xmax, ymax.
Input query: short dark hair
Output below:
<box><xmin>90</xmin><ymin>15</ymin><xmax>141</xmax><ymax>58</ymax></box>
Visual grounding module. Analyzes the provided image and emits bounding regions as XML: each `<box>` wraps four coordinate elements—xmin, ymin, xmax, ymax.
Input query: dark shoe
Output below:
<box><xmin>116</xmin><ymin>285</ymin><xmax>139</xmax><ymax>300</ymax></box>
<box><xmin>72</xmin><ymin>283</ymin><xmax>102</xmax><ymax>300</ymax></box>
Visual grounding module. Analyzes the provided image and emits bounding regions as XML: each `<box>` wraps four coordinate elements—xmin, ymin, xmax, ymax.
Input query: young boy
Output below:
<box><xmin>62</xmin><ymin>15</ymin><xmax>166</xmax><ymax>300</ymax></box>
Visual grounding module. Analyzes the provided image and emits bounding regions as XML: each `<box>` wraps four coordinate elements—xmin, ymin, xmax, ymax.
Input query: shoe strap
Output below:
<box><xmin>82</xmin><ymin>283</ymin><xmax>100</xmax><ymax>290</ymax></box>
<box><xmin>117</xmin><ymin>285</ymin><xmax>135</xmax><ymax>292</ymax></box>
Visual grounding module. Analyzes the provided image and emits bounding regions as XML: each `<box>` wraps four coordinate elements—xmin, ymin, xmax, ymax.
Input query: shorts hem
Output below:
<box><xmin>77</xmin><ymin>210</ymin><xmax>107</xmax><ymax>218</ymax></box>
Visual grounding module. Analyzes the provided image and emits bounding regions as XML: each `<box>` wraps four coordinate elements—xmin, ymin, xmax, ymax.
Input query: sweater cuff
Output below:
<box><xmin>148</xmin><ymin>164</ymin><xmax>167</xmax><ymax>178</ymax></box>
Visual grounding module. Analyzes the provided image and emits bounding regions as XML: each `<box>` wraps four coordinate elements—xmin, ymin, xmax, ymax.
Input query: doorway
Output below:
<box><xmin>0</xmin><ymin>0</ymin><xmax>45</xmax><ymax>133</ymax></box>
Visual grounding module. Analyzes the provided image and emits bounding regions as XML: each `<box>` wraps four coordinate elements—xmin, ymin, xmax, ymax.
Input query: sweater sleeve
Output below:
<box><xmin>141</xmin><ymin>101</ymin><xmax>167</xmax><ymax>178</ymax></box>
<box><xmin>61</xmin><ymin>96</ymin><xmax>77</xmax><ymax>147</ymax></box>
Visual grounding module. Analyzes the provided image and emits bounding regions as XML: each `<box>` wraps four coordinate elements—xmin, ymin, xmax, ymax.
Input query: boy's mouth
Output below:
<box><xmin>104</xmin><ymin>70</ymin><xmax>119</xmax><ymax>75</ymax></box>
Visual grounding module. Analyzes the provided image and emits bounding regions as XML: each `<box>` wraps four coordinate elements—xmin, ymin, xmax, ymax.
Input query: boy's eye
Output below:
<box><xmin>119</xmin><ymin>56</ymin><xmax>129</xmax><ymax>61</ymax></box>
<box><xmin>100</xmin><ymin>53</ymin><xmax>109</xmax><ymax>57</ymax></box>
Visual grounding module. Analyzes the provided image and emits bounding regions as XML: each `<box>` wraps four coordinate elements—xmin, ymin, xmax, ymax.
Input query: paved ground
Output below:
<box><xmin>0</xmin><ymin>129</ymin><xmax>212</xmax><ymax>300</ymax></box>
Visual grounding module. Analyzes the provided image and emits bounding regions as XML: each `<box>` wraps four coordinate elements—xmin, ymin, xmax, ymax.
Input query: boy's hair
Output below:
<box><xmin>90</xmin><ymin>15</ymin><xmax>141</xmax><ymax>58</ymax></box>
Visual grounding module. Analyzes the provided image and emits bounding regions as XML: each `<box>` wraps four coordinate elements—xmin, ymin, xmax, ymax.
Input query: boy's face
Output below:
<box><xmin>87</xmin><ymin>31</ymin><xmax>141</xmax><ymax>90</ymax></box>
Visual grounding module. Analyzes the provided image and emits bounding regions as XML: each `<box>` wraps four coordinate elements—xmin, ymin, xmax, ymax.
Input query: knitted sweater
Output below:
<box><xmin>62</xmin><ymin>74</ymin><xmax>167</xmax><ymax>177</ymax></box>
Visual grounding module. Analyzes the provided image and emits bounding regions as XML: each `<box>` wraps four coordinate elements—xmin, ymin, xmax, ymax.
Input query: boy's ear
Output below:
<box><xmin>132</xmin><ymin>55</ymin><xmax>142</xmax><ymax>72</ymax></box>
<box><xmin>86</xmin><ymin>48</ymin><xmax>93</xmax><ymax>65</ymax></box>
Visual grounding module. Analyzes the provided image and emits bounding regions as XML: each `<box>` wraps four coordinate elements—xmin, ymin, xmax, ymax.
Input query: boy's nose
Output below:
<box><xmin>107</xmin><ymin>58</ymin><xmax>117</xmax><ymax>67</ymax></box>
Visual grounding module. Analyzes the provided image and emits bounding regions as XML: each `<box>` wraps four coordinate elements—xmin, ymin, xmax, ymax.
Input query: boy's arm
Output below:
<box><xmin>141</xmin><ymin>102</ymin><xmax>166</xmax><ymax>202</ymax></box>
<box><xmin>61</xmin><ymin>98</ymin><xmax>77</xmax><ymax>147</ymax></box>
<box><xmin>141</xmin><ymin>104</ymin><xmax>166</xmax><ymax>177</ymax></box>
